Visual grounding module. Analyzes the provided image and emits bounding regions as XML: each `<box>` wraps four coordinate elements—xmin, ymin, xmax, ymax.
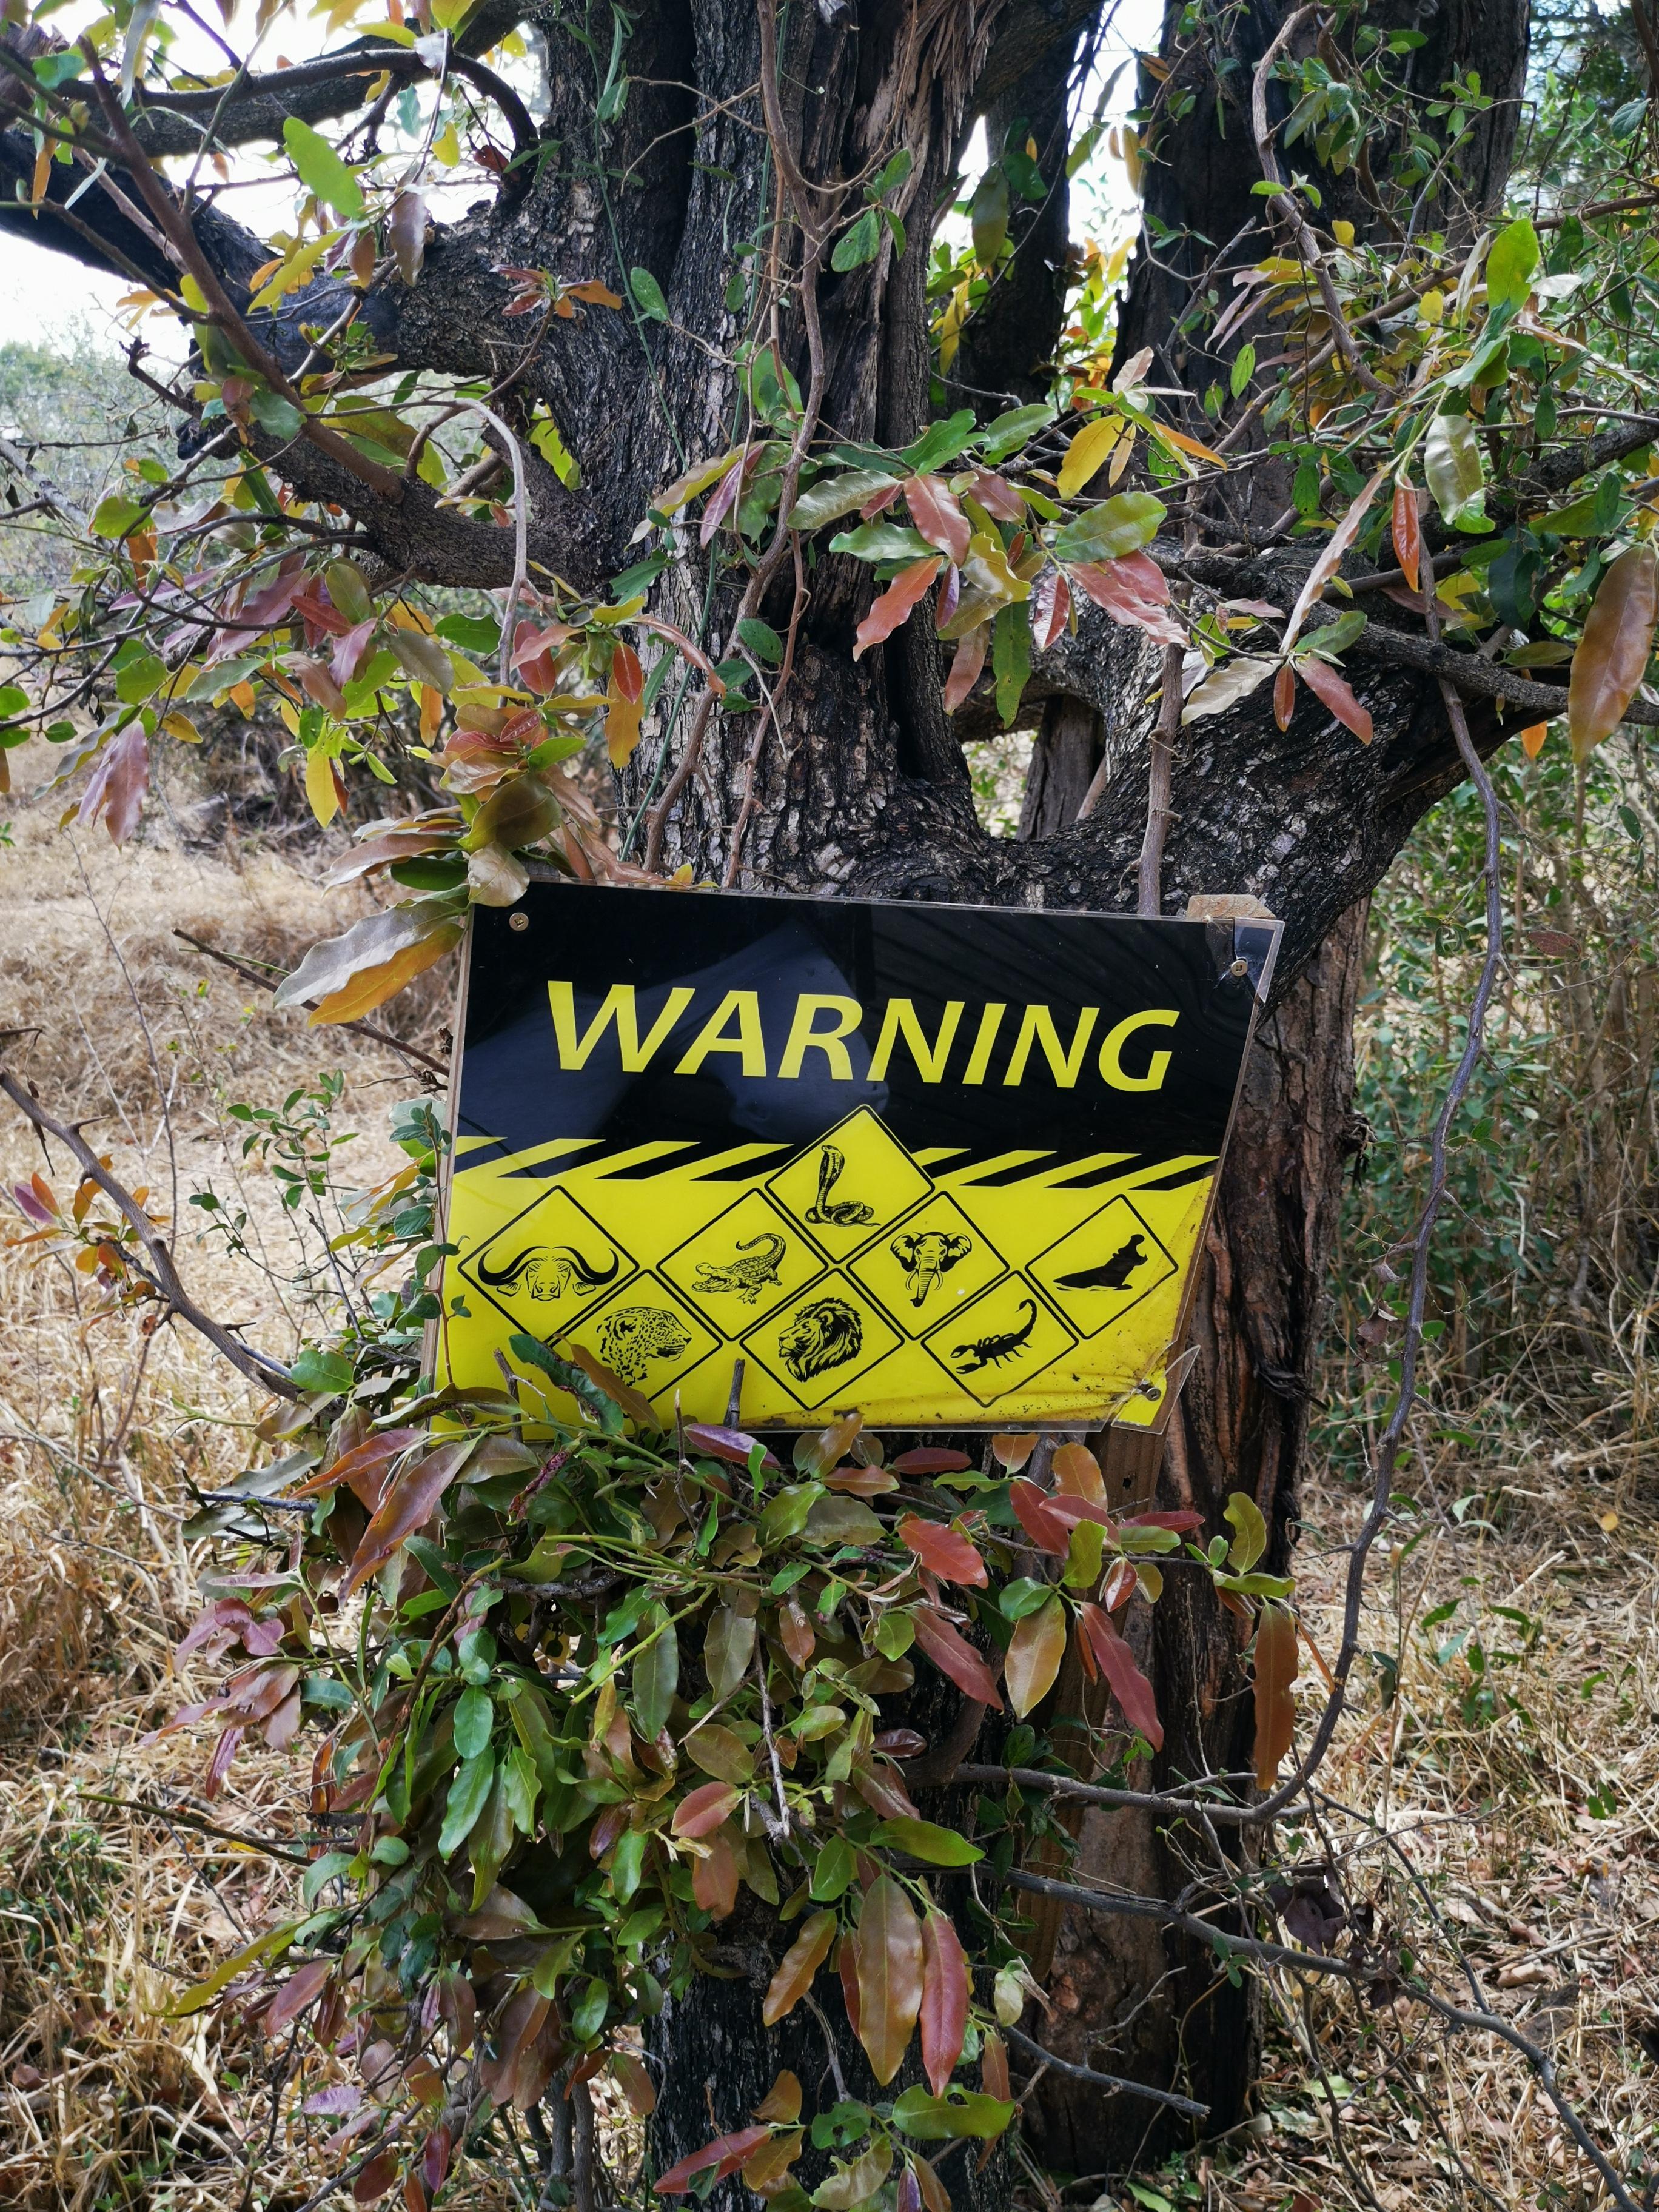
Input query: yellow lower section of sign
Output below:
<box><xmin>437</xmin><ymin>1106</ymin><xmax>1213</xmax><ymax>1429</ymax></box>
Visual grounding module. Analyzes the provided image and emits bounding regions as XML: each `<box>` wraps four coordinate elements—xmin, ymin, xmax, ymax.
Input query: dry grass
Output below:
<box><xmin>2</xmin><ymin>794</ymin><xmax>1657</xmax><ymax>2211</ymax></box>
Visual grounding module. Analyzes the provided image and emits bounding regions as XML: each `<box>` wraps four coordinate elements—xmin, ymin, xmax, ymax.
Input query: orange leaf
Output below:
<box><xmin>838</xmin><ymin>1930</ymin><xmax>860</xmax><ymax>2037</ymax></box>
<box><xmin>992</xmin><ymin>1433</ymin><xmax>1037</xmax><ymax>1472</ymax></box>
<box><xmin>1008</xmin><ymin>1477</ymin><xmax>1070</xmax><ymax>1555</ymax></box>
<box><xmin>691</xmin><ymin>1826</ymin><xmax>740</xmax><ymax>1919</ymax></box>
<box><xmin>982</xmin><ymin>2029</ymin><xmax>1011</xmax><ymax>2102</ymax></box>
<box><xmin>1519</xmin><ymin>721</ymin><xmax>1549</xmax><ymax>759</ymax></box>
<box><xmin>1296</xmin><ymin>652</ymin><xmax>1373</xmax><ymax>745</ymax></box>
<box><xmin>1004</xmin><ymin>1594</ymin><xmax>1067</xmax><ymax>1717</ymax></box>
<box><xmin>762</xmin><ymin>1909</ymin><xmax>837</xmax><ymax>2026</ymax></box>
<box><xmin>854</xmin><ymin>558</ymin><xmax>943</xmax><ymax>660</ymax></box>
<box><xmin>909</xmin><ymin>1605</ymin><xmax>1004</xmax><ymax>1709</ymax></box>
<box><xmin>1156</xmin><ymin>422</ymin><xmax>1228</xmax><ymax>466</ymax></box>
<box><xmin>1252</xmin><ymin>1602</ymin><xmax>1299</xmax><ymax>1789</ymax></box>
<box><xmin>919</xmin><ymin>1912</ymin><xmax>969</xmax><ymax>2096</ymax></box>
<box><xmin>1078</xmin><ymin>1603</ymin><xmax>1162</xmax><ymax>1749</ymax></box>
<box><xmin>1052</xmin><ymin>1441</ymin><xmax>1105</xmax><ymax>1504</ymax></box>
<box><xmin>754</xmin><ymin>2070</ymin><xmax>803</xmax><ymax>2125</ymax></box>
<box><xmin>942</xmin><ymin>622</ymin><xmax>988</xmax><ymax>712</ymax></box>
<box><xmin>904</xmin><ymin>475</ymin><xmax>971</xmax><ymax>565</ymax></box>
<box><xmin>612</xmin><ymin>641</ymin><xmax>644</xmax><ymax>703</ymax></box>
<box><xmin>897</xmin><ymin>1513</ymin><xmax>987</xmax><ymax>1588</ymax></box>
<box><xmin>310</xmin><ymin>924</ymin><xmax>463</xmax><ymax>1025</ymax></box>
<box><xmin>1392</xmin><ymin>479</ymin><xmax>1421</xmax><ymax>594</ymax></box>
<box><xmin>854</xmin><ymin>1875</ymin><xmax>924</xmax><ymax>2085</ymax></box>
<box><xmin>1568</xmin><ymin>542</ymin><xmax>1658</xmax><ymax>765</ymax></box>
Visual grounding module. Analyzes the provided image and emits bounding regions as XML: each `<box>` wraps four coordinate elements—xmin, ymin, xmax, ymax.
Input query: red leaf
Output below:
<box><xmin>910</xmin><ymin>1605</ymin><xmax>1004</xmax><ymax>1709</ymax></box>
<box><xmin>691</xmin><ymin>1826</ymin><xmax>740</xmax><ymax>1919</ymax></box>
<box><xmin>1031</xmin><ymin>568</ymin><xmax>1071</xmax><ymax>651</ymax></box>
<box><xmin>967</xmin><ymin>469</ymin><xmax>1025</xmax><ymax>523</ymax></box>
<box><xmin>1008</xmin><ymin>1478</ymin><xmax>1070</xmax><ymax>1556</ymax></box>
<box><xmin>897</xmin><ymin>1513</ymin><xmax>987</xmax><ymax>1588</ymax></box>
<box><xmin>683</xmin><ymin>1424</ymin><xmax>779</xmax><ymax>1470</ymax></box>
<box><xmin>1296</xmin><ymin>652</ymin><xmax>1373</xmax><ymax>745</ymax></box>
<box><xmin>1273</xmin><ymin>660</ymin><xmax>1295</xmax><ymax>729</ymax></box>
<box><xmin>942</xmin><ymin>622</ymin><xmax>988</xmax><ymax>712</ymax></box>
<box><xmin>672</xmin><ymin>1781</ymin><xmax>741</xmax><ymax>1839</ymax></box>
<box><xmin>1392</xmin><ymin>479</ymin><xmax>1421</xmax><ymax>594</ymax></box>
<box><xmin>904</xmin><ymin>475</ymin><xmax>971</xmax><ymax>565</ymax></box>
<box><xmin>854</xmin><ymin>558</ymin><xmax>942</xmax><ymax>660</ymax></box>
<box><xmin>341</xmin><ymin>1437</ymin><xmax>475</xmax><ymax>1598</ymax></box>
<box><xmin>1053</xmin><ymin>1439</ymin><xmax>1105</xmax><ymax>1503</ymax></box>
<box><xmin>1252</xmin><ymin>1603</ymin><xmax>1298</xmax><ymax>1789</ymax></box>
<box><xmin>353</xmin><ymin>2153</ymin><xmax>400</xmax><ymax>2204</ymax></box>
<box><xmin>982</xmin><ymin>2031</ymin><xmax>1011</xmax><ymax>2103</ymax></box>
<box><xmin>1078</xmin><ymin>1604</ymin><xmax>1162</xmax><ymax>1749</ymax></box>
<box><xmin>79</xmin><ymin>725</ymin><xmax>149</xmax><ymax>845</ymax></box>
<box><xmin>891</xmin><ymin>1447</ymin><xmax>971</xmax><ymax>1473</ymax></box>
<box><xmin>421</xmin><ymin>2128</ymin><xmax>452</xmax><ymax>2193</ymax></box>
<box><xmin>654</xmin><ymin>2127</ymin><xmax>770</xmax><ymax>2194</ymax></box>
<box><xmin>612</xmin><ymin>642</ymin><xmax>644</xmax><ymax>703</ymax></box>
<box><xmin>700</xmin><ymin>448</ymin><xmax>752</xmax><ymax>548</ymax></box>
<box><xmin>1119</xmin><ymin>1509</ymin><xmax>1204</xmax><ymax>1532</ymax></box>
<box><xmin>1069</xmin><ymin>555</ymin><xmax>1184</xmax><ymax>646</ymax></box>
<box><xmin>331</xmin><ymin>619</ymin><xmax>376</xmax><ymax>688</ymax></box>
<box><xmin>919</xmin><ymin>1912</ymin><xmax>968</xmax><ymax>2096</ymax></box>
<box><xmin>265</xmin><ymin>1958</ymin><xmax>332</xmax><ymax>2033</ymax></box>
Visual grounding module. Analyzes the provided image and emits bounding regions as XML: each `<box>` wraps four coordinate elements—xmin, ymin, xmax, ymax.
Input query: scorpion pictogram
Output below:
<box><xmin>952</xmin><ymin>1298</ymin><xmax>1037</xmax><ymax>1373</ymax></box>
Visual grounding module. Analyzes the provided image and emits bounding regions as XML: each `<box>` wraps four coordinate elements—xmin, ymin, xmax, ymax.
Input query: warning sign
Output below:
<box><xmin>437</xmin><ymin>885</ymin><xmax>1278</xmax><ymax>1429</ymax></box>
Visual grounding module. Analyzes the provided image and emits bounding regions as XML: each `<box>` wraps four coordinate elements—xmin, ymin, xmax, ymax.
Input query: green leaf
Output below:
<box><xmin>629</xmin><ymin>266</ymin><xmax>669</xmax><ymax>322</ymax></box>
<box><xmin>870</xmin><ymin>1818</ymin><xmax>983</xmax><ymax>1866</ymax></box>
<box><xmin>759</xmin><ymin>1483</ymin><xmax>824</xmax><ymax>1547</ymax></box>
<box><xmin>632</xmin><ymin>1603</ymin><xmax>679</xmax><ymax>1738</ymax></box>
<box><xmin>810</xmin><ymin>1835</ymin><xmax>856</xmax><ymax>1901</ymax></box>
<box><xmin>1224</xmin><ymin>1490</ymin><xmax>1267</xmax><ymax>1574</ymax></box>
<box><xmin>991</xmin><ymin>601</ymin><xmax>1031</xmax><ymax>726</ymax></box>
<box><xmin>436</xmin><ymin>612</ymin><xmax>501</xmax><ymax>655</ymax></box>
<box><xmin>90</xmin><ymin>492</ymin><xmax>146</xmax><ymax>540</ymax></box>
<box><xmin>114</xmin><ymin>652</ymin><xmax>166</xmax><ymax>705</ymax></box>
<box><xmin>439</xmin><ymin>1750</ymin><xmax>496</xmax><ymax>1857</ymax></box>
<box><xmin>904</xmin><ymin>409</ymin><xmax>977</xmax><ymax>475</ymax></box>
<box><xmin>828</xmin><ymin>522</ymin><xmax>936</xmax><ymax>563</ymax></box>
<box><xmin>283</xmin><ymin>118</ymin><xmax>364</xmax><ymax>217</ymax></box>
<box><xmin>1485</xmin><ymin>216</ymin><xmax>1539</xmax><ymax>313</ymax></box>
<box><xmin>788</xmin><ymin>469</ymin><xmax>899</xmax><ymax>534</ymax></box>
<box><xmin>1423</xmin><ymin>411</ymin><xmax>1487</xmax><ymax>532</ymax></box>
<box><xmin>571</xmin><ymin>1977</ymin><xmax>609</xmax><ymax>2039</ymax></box>
<box><xmin>289</xmin><ymin>1347</ymin><xmax>354</xmax><ymax>1395</ymax></box>
<box><xmin>978</xmin><ymin>403</ymin><xmax>1054</xmax><ymax>465</ymax></box>
<box><xmin>249</xmin><ymin>386</ymin><xmax>305</xmax><ymax>441</ymax></box>
<box><xmin>167</xmin><ymin>1925</ymin><xmax>298</xmax><ymax>2016</ymax></box>
<box><xmin>1230</xmin><ymin>342</ymin><xmax>1256</xmax><ymax>398</ymax></box>
<box><xmin>0</xmin><ymin>685</ymin><xmax>26</xmax><ymax>718</ymax></box>
<box><xmin>301</xmin><ymin>1852</ymin><xmax>354</xmax><ymax>1908</ymax></box>
<box><xmin>737</xmin><ymin>616</ymin><xmax>785</xmax><ymax>665</ymax></box>
<box><xmin>890</xmin><ymin>2086</ymin><xmax>1016</xmax><ymax>2140</ymax></box>
<box><xmin>832</xmin><ymin>206</ymin><xmax>882</xmax><ymax>272</ymax></box>
<box><xmin>971</xmin><ymin>163</ymin><xmax>1010</xmax><ymax>263</ymax></box>
<box><xmin>453</xmin><ymin>1686</ymin><xmax>493</xmax><ymax>1760</ymax></box>
<box><xmin>1050</xmin><ymin>490</ymin><xmax>1167</xmax><ymax>563</ymax></box>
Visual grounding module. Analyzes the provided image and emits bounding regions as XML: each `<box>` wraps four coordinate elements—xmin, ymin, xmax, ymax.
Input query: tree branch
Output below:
<box><xmin>0</xmin><ymin>1067</ymin><xmax>297</xmax><ymax>1397</ymax></box>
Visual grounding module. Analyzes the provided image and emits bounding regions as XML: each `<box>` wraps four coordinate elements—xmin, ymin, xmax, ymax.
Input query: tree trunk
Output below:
<box><xmin>1024</xmin><ymin>902</ymin><xmax>1369</xmax><ymax>2167</ymax></box>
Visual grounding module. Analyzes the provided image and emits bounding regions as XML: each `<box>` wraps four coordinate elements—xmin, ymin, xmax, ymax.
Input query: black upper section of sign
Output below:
<box><xmin>457</xmin><ymin>885</ymin><xmax>1270</xmax><ymax>1170</ymax></box>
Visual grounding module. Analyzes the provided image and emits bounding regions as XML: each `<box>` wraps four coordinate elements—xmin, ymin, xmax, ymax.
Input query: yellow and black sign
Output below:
<box><xmin>436</xmin><ymin>886</ymin><xmax>1279</xmax><ymax>1430</ymax></box>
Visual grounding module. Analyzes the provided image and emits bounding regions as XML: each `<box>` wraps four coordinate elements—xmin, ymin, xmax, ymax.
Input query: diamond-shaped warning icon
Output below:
<box><xmin>741</xmin><ymin>1272</ymin><xmax>904</xmax><ymax>1409</ymax></box>
<box><xmin>1028</xmin><ymin>1195</ymin><xmax>1177</xmax><ymax>1339</ymax></box>
<box><xmin>765</xmin><ymin>1108</ymin><xmax>933</xmax><ymax>1261</ymax></box>
<box><xmin>921</xmin><ymin>1276</ymin><xmax>1079</xmax><ymax>1409</ymax></box>
<box><xmin>460</xmin><ymin>1185</ymin><xmax>636</xmax><ymax>1336</ymax></box>
<box><xmin>660</xmin><ymin>1190</ymin><xmax>825</xmax><ymax>1338</ymax></box>
<box><xmin>848</xmin><ymin>1191</ymin><xmax>1007</xmax><ymax>1339</ymax></box>
<box><xmin>552</xmin><ymin>1273</ymin><xmax>721</xmax><ymax>1406</ymax></box>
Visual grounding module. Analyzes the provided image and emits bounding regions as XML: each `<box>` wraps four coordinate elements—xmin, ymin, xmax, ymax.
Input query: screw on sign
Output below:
<box><xmin>437</xmin><ymin>885</ymin><xmax>1279</xmax><ymax>1428</ymax></box>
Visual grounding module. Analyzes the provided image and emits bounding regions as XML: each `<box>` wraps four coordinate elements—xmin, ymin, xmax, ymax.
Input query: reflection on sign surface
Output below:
<box><xmin>437</xmin><ymin>885</ymin><xmax>1278</xmax><ymax>1428</ymax></box>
